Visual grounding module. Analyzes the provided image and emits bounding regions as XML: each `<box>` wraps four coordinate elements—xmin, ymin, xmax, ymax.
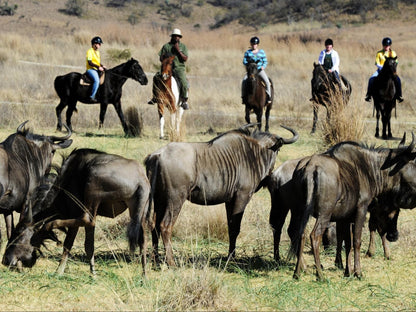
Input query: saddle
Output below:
<box><xmin>80</xmin><ymin>71</ymin><xmax>105</xmax><ymax>86</ymax></box>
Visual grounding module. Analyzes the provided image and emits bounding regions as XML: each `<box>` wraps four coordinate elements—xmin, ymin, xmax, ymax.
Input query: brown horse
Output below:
<box><xmin>152</xmin><ymin>54</ymin><xmax>184</xmax><ymax>139</ymax></box>
<box><xmin>243</xmin><ymin>61</ymin><xmax>273</xmax><ymax>132</ymax></box>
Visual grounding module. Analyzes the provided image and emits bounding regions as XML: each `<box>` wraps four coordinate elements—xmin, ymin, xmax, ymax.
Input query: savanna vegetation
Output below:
<box><xmin>0</xmin><ymin>0</ymin><xmax>416</xmax><ymax>310</ymax></box>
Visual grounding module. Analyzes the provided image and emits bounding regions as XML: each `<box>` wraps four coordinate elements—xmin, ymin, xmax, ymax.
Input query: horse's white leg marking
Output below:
<box><xmin>160</xmin><ymin>116</ymin><xmax>165</xmax><ymax>138</ymax></box>
<box><xmin>172</xmin><ymin>78</ymin><xmax>181</xmax><ymax>136</ymax></box>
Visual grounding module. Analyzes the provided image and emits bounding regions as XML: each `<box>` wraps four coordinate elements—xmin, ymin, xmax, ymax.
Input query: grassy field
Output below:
<box><xmin>0</xmin><ymin>1</ymin><xmax>416</xmax><ymax>310</ymax></box>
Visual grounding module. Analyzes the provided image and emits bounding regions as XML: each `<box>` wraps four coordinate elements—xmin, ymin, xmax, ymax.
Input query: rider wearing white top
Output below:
<box><xmin>318</xmin><ymin>38</ymin><xmax>340</xmax><ymax>81</ymax></box>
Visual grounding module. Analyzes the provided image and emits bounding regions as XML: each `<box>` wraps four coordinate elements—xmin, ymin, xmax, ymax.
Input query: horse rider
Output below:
<box><xmin>148</xmin><ymin>28</ymin><xmax>190</xmax><ymax>110</ymax></box>
<box><xmin>242</xmin><ymin>36</ymin><xmax>272</xmax><ymax>105</ymax></box>
<box><xmin>318</xmin><ymin>38</ymin><xmax>342</xmax><ymax>85</ymax></box>
<box><xmin>365</xmin><ymin>37</ymin><xmax>403</xmax><ymax>103</ymax></box>
<box><xmin>86</xmin><ymin>36</ymin><xmax>106</xmax><ymax>102</ymax></box>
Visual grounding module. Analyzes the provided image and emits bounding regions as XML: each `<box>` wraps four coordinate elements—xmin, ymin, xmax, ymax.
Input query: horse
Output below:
<box><xmin>152</xmin><ymin>54</ymin><xmax>184</xmax><ymax>139</ymax></box>
<box><xmin>310</xmin><ymin>63</ymin><xmax>352</xmax><ymax>133</ymax></box>
<box><xmin>54</xmin><ymin>58</ymin><xmax>148</xmax><ymax>136</ymax></box>
<box><xmin>242</xmin><ymin>60</ymin><xmax>274</xmax><ymax>132</ymax></box>
<box><xmin>370</xmin><ymin>56</ymin><xmax>398</xmax><ymax>139</ymax></box>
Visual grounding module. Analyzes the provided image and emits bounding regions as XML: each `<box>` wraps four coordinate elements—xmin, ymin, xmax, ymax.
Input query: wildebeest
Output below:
<box><xmin>2</xmin><ymin>148</ymin><xmax>150</xmax><ymax>275</ymax></box>
<box><xmin>310</xmin><ymin>63</ymin><xmax>352</xmax><ymax>134</ymax></box>
<box><xmin>54</xmin><ymin>58</ymin><xmax>148</xmax><ymax>136</ymax></box>
<box><xmin>0</xmin><ymin>121</ymin><xmax>72</xmax><ymax>245</ymax></box>
<box><xmin>145</xmin><ymin>124</ymin><xmax>298</xmax><ymax>266</ymax></box>
<box><xmin>290</xmin><ymin>135</ymin><xmax>416</xmax><ymax>280</ymax></box>
<box><xmin>242</xmin><ymin>60</ymin><xmax>274</xmax><ymax>132</ymax></box>
<box><xmin>370</xmin><ymin>56</ymin><xmax>398</xmax><ymax>139</ymax></box>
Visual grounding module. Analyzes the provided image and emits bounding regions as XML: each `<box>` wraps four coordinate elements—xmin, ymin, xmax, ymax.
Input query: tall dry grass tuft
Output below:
<box><xmin>156</xmin><ymin>267</ymin><xmax>226</xmax><ymax>311</ymax></box>
<box><xmin>321</xmin><ymin>88</ymin><xmax>364</xmax><ymax>146</ymax></box>
<box><xmin>125</xmin><ymin>106</ymin><xmax>143</xmax><ymax>137</ymax></box>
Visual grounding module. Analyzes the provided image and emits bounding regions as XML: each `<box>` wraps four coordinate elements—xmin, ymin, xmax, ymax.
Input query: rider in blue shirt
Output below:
<box><xmin>242</xmin><ymin>37</ymin><xmax>272</xmax><ymax>104</ymax></box>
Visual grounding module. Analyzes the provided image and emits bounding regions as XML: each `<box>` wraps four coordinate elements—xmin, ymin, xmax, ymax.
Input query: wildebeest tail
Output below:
<box><xmin>288</xmin><ymin>165</ymin><xmax>317</xmax><ymax>259</ymax></box>
<box><xmin>144</xmin><ymin>153</ymin><xmax>160</xmax><ymax>230</ymax></box>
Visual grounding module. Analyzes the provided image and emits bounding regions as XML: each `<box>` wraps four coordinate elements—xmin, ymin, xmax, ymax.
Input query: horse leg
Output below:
<box><xmin>245</xmin><ymin>106</ymin><xmax>250</xmax><ymax>124</ymax></box>
<box><xmin>256</xmin><ymin>110</ymin><xmax>263</xmax><ymax>131</ymax></box>
<box><xmin>159</xmin><ymin>115</ymin><xmax>165</xmax><ymax>140</ymax></box>
<box><xmin>311</xmin><ymin>105</ymin><xmax>318</xmax><ymax>134</ymax></box>
<box><xmin>264</xmin><ymin>105</ymin><xmax>271</xmax><ymax>133</ymax></box>
<box><xmin>375</xmin><ymin>107</ymin><xmax>380</xmax><ymax>138</ymax></box>
<box><xmin>56</xmin><ymin>227</ymin><xmax>79</xmax><ymax>275</ymax></box>
<box><xmin>56</xmin><ymin>100</ymin><xmax>68</xmax><ymax>131</ymax></box>
<box><xmin>84</xmin><ymin>226</ymin><xmax>96</xmax><ymax>275</ymax></box>
<box><xmin>112</xmin><ymin>101</ymin><xmax>129</xmax><ymax>135</ymax></box>
<box><xmin>99</xmin><ymin>103</ymin><xmax>108</xmax><ymax>129</ymax></box>
<box><xmin>176</xmin><ymin>107</ymin><xmax>184</xmax><ymax>136</ymax></box>
<box><xmin>65</xmin><ymin>100</ymin><xmax>77</xmax><ymax>131</ymax></box>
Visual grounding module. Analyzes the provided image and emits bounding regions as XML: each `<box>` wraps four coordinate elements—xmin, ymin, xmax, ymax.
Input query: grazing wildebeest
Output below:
<box><xmin>0</xmin><ymin>121</ymin><xmax>72</xmax><ymax>245</ymax></box>
<box><xmin>54</xmin><ymin>58</ymin><xmax>148</xmax><ymax>136</ymax></box>
<box><xmin>370</xmin><ymin>56</ymin><xmax>399</xmax><ymax>139</ymax></box>
<box><xmin>2</xmin><ymin>148</ymin><xmax>150</xmax><ymax>275</ymax></box>
<box><xmin>152</xmin><ymin>54</ymin><xmax>184</xmax><ymax>139</ymax></box>
<box><xmin>242</xmin><ymin>60</ymin><xmax>274</xmax><ymax>132</ymax></box>
<box><xmin>290</xmin><ymin>135</ymin><xmax>416</xmax><ymax>280</ymax></box>
<box><xmin>310</xmin><ymin>63</ymin><xmax>352</xmax><ymax>133</ymax></box>
<box><xmin>145</xmin><ymin>124</ymin><xmax>298</xmax><ymax>266</ymax></box>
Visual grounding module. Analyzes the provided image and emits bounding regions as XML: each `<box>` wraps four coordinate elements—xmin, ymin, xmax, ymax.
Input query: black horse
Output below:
<box><xmin>242</xmin><ymin>60</ymin><xmax>273</xmax><ymax>132</ymax></box>
<box><xmin>310</xmin><ymin>63</ymin><xmax>352</xmax><ymax>133</ymax></box>
<box><xmin>54</xmin><ymin>58</ymin><xmax>148</xmax><ymax>136</ymax></box>
<box><xmin>370</xmin><ymin>56</ymin><xmax>398</xmax><ymax>139</ymax></box>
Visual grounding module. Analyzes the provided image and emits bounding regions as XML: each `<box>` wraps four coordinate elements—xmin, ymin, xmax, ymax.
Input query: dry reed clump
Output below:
<box><xmin>321</xmin><ymin>89</ymin><xmax>364</xmax><ymax>146</ymax></box>
<box><xmin>156</xmin><ymin>268</ymin><xmax>226</xmax><ymax>311</ymax></box>
<box><xmin>125</xmin><ymin>106</ymin><xmax>143</xmax><ymax>137</ymax></box>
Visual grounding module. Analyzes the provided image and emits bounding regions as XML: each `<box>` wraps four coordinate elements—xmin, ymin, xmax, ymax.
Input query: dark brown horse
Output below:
<box><xmin>310</xmin><ymin>63</ymin><xmax>352</xmax><ymax>133</ymax></box>
<box><xmin>243</xmin><ymin>61</ymin><xmax>274</xmax><ymax>132</ymax></box>
<box><xmin>370</xmin><ymin>56</ymin><xmax>398</xmax><ymax>139</ymax></box>
<box><xmin>152</xmin><ymin>54</ymin><xmax>184</xmax><ymax>139</ymax></box>
<box><xmin>54</xmin><ymin>58</ymin><xmax>148</xmax><ymax>136</ymax></box>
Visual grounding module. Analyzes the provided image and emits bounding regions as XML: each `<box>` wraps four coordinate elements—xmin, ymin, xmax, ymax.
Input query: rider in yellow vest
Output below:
<box><xmin>365</xmin><ymin>37</ymin><xmax>403</xmax><ymax>103</ymax></box>
<box><xmin>86</xmin><ymin>36</ymin><xmax>106</xmax><ymax>102</ymax></box>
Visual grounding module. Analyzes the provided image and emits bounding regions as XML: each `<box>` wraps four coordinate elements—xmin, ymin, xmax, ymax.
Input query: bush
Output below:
<box><xmin>63</xmin><ymin>0</ymin><xmax>85</xmax><ymax>17</ymax></box>
<box><xmin>0</xmin><ymin>2</ymin><xmax>17</xmax><ymax>16</ymax></box>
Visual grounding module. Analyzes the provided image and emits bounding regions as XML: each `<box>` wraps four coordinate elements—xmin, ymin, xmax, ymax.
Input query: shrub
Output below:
<box><xmin>0</xmin><ymin>2</ymin><xmax>17</xmax><ymax>16</ymax></box>
<box><xmin>63</xmin><ymin>0</ymin><xmax>86</xmax><ymax>17</ymax></box>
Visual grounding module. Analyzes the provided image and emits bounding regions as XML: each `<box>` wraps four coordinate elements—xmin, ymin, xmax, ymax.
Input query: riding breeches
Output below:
<box><xmin>87</xmin><ymin>69</ymin><xmax>100</xmax><ymax>99</ymax></box>
<box><xmin>173</xmin><ymin>68</ymin><xmax>189</xmax><ymax>100</ymax></box>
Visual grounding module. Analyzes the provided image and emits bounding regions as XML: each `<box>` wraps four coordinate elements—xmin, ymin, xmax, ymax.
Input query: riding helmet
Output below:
<box><xmin>382</xmin><ymin>37</ymin><xmax>392</xmax><ymax>46</ymax></box>
<box><xmin>324</xmin><ymin>38</ymin><xmax>333</xmax><ymax>46</ymax></box>
<box><xmin>91</xmin><ymin>36</ymin><xmax>103</xmax><ymax>45</ymax></box>
<box><xmin>250</xmin><ymin>36</ymin><xmax>260</xmax><ymax>45</ymax></box>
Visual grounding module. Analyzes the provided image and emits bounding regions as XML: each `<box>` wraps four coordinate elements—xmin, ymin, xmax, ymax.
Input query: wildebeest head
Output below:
<box><xmin>2</xmin><ymin>181</ymin><xmax>60</xmax><ymax>271</ymax></box>
<box><xmin>368</xmin><ymin>199</ymin><xmax>400</xmax><ymax>243</ymax></box>
<box><xmin>125</xmin><ymin>58</ymin><xmax>148</xmax><ymax>85</ymax></box>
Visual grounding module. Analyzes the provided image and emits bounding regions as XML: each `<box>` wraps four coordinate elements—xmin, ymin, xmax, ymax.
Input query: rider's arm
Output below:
<box><xmin>260</xmin><ymin>50</ymin><xmax>268</xmax><ymax>69</ymax></box>
<box><xmin>331</xmin><ymin>50</ymin><xmax>340</xmax><ymax>72</ymax></box>
<box><xmin>318</xmin><ymin>50</ymin><xmax>325</xmax><ymax>65</ymax></box>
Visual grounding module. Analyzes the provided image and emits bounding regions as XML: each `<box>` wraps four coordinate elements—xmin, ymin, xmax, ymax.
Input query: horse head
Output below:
<box><xmin>246</xmin><ymin>60</ymin><xmax>259</xmax><ymax>81</ymax></box>
<box><xmin>311</xmin><ymin>63</ymin><xmax>329</xmax><ymax>91</ymax></box>
<box><xmin>127</xmin><ymin>58</ymin><xmax>148</xmax><ymax>85</ymax></box>
<box><xmin>381</xmin><ymin>56</ymin><xmax>398</xmax><ymax>77</ymax></box>
<box><xmin>161</xmin><ymin>54</ymin><xmax>175</xmax><ymax>81</ymax></box>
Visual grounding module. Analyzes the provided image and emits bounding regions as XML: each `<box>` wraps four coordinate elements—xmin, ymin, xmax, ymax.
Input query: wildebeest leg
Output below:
<box><xmin>293</xmin><ymin>232</ymin><xmax>306</xmax><ymax>279</ymax></box>
<box><xmin>56</xmin><ymin>227</ymin><xmax>79</xmax><ymax>275</ymax></box>
<box><xmin>380</xmin><ymin>232</ymin><xmax>391</xmax><ymax>260</ymax></box>
<box><xmin>269</xmin><ymin>198</ymin><xmax>290</xmax><ymax>263</ymax></box>
<box><xmin>84</xmin><ymin>226</ymin><xmax>96</xmax><ymax>275</ymax></box>
<box><xmin>336</xmin><ymin>222</ymin><xmax>353</xmax><ymax>276</ymax></box>
<box><xmin>334</xmin><ymin>221</ymin><xmax>344</xmax><ymax>269</ymax></box>
<box><xmin>353</xmin><ymin>208</ymin><xmax>366</xmax><ymax>279</ymax></box>
<box><xmin>225</xmin><ymin>200</ymin><xmax>246</xmax><ymax>258</ymax></box>
<box><xmin>310</xmin><ymin>217</ymin><xmax>330</xmax><ymax>281</ymax></box>
<box><xmin>366</xmin><ymin>215</ymin><xmax>377</xmax><ymax>258</ymax></box>
<box><xmin>112</xmin><ymin>101</ymin><xmax>128</xmax><ymax>135</ymax></box>
<box><xmin>311</xmin><ymin>105</ymin><xmax>318</xmax><ymax>134</ymax></box>
<box><xmin>4</xmin><ymin>213</ymin><xmax>13</xmax><ymax>239</ymax></box>
<box><xmin>56</xmin><ymin>99</ymin><xmax>68</xmax><ymax>131</ymax></box>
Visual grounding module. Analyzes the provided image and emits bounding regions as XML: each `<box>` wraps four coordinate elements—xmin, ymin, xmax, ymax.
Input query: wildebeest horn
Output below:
<box><xmin>17</xmin><ymin>120</ymin><xmax>29</xmax><ymax>133</ymax></box>
<box><xmin>398</xmin><ymin>132</ymin><xmax>406</xmax><ymax>148</ymax></box>
<box><xmin>279</xmin><ymin>125</ymin><xmax>299</xmax><ymax>144</ymax></box>
<box><xmin>49</xmin><ymin>124</ymin><xmax>72</xmax><ymax>141</ymax></box>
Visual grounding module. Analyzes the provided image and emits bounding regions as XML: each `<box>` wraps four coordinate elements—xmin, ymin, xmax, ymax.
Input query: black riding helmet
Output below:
<box><xmin>250</xmin><ymin>36</ymin><xmax>260</xmax><ymax>45</ymax></box>
<box><xmin>382</xmin><ymin>37</ymin><xmax>392</xmax><ymax>46</ymax></box>
<box><xmin>91</xmin><ymin>36</ymin><xmax>103</xmax><ymax>45</ymax></box>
